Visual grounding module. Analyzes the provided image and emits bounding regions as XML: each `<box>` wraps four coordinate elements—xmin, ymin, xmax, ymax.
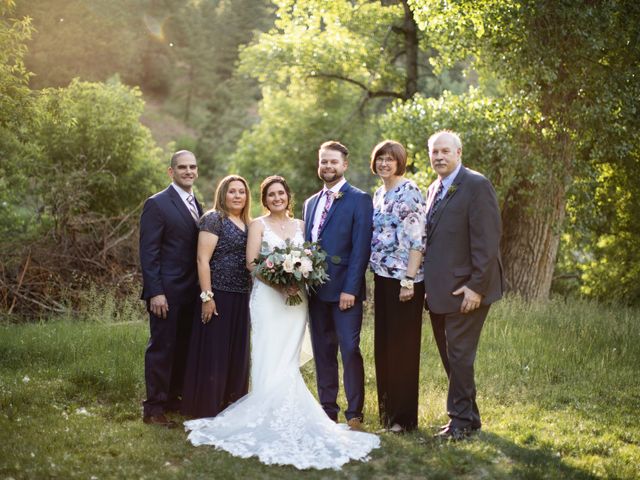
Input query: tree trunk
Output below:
<box><xmin>501</xmin><ymin>181</ymin><xmax>566</xmax><ymax>300</ymax></box>
<box><xmin>401</xmin><ymin>0</ymin><xmax>418</xmax><ymax>99</ymax></box>
<box><xmin>500</xmin><ymin>135</ymin><xmax>572</xmax><ymax>300</ymax></box>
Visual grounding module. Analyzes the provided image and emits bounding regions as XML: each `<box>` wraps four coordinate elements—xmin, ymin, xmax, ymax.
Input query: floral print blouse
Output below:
<box><xmin>369</xmin><ymin>179</ymin><xmax>426</xmax><ymax>281</ymax></box>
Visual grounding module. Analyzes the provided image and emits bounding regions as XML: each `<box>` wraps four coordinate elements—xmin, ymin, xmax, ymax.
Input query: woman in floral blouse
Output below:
<box><xmin>369</xmin><ymin>140</ymin><xmax>426</xmax><ymax>433</ymax></box>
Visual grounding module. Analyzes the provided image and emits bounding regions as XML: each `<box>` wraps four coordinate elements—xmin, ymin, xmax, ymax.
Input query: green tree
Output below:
<box><xmin>404</xmin><ymin>0</ymin><xmax>640</xmax><ymax>300</ymax></box>
<box><xmin>562</xmin><ymin>148</ymin><xmax>640</xmax><ymax>304</ymax></box>
<box><xmin>232</xmin><ymin>0</ymin><xmax>466</xmax><ymax>205</ymax></box>
<box><xmin>193</xmin><ymin>0</ymin><xmax>275</xmax><ymax>182</ymax></box>
<box><xmin>163</xmin><ymin>0</ymin><xmax>219</xmax><ymax>124</ymax></box>
<box><xmin>32</xmin><ymin>78</ymin><xmax>166</xmax><ymax>236</ymax></box>
<box><xmin>234</xmin><ymin>0</ymin><xmax>640</xmax><ymax>302</ymax></box>
<box><xmin>0</xmin><ymin>0</ymin><xmax>38</xmax><ymax>240</ymax></box>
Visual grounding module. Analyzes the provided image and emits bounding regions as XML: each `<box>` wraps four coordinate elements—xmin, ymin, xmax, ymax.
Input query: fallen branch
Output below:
<box><xmin>8</xmin><ymin>250</ymin><xmax>31</xmax><ymax>315</ymax></box>
<box><xmin>2</xmin><ymin>280</ymin><xmax>66</xmax><ymax>313</ymax></box>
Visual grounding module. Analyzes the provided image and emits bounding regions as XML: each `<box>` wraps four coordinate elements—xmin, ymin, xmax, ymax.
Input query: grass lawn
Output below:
<box><xmin>1</xmin><ymin>296</ymin><xmax>639</xmax><ymax>479</ymax></box>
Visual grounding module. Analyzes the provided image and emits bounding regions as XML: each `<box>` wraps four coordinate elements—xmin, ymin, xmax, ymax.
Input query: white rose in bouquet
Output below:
<box><xmin>298</xmin><ymin>257</ymin><xmax>313</xmax><ymax>277</ymax></box>
<box><xmin>282</xmin><ymin>255</ymin><xmax>295</xmax><ymax>273</ymax></box>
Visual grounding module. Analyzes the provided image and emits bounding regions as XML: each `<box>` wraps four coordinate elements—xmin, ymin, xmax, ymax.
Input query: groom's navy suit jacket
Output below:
<box><xmin>139</xmin><ymin>184</ymin><xmax>202</xmax><ymax>305</ymax></box>
<box><xmin>303</xmin><ymin>182</ymin><xmax>373</xmax><ymax>302</ymax></box>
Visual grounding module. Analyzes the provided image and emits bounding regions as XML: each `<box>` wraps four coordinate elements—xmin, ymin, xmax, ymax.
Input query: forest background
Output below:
<box><xmin>1</xmin><ymin>0</ymin><xmax>640</xmax><ymax>317</ymax></box>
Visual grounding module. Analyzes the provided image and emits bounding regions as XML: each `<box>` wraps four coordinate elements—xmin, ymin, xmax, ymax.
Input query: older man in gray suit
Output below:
<box><xmin>423</xmin><ymin>130</ymin><xmax>503</xmax><ymax>440</ymax></box>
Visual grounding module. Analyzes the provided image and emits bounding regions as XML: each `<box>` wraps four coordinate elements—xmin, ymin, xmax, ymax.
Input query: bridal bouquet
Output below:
<box><xmin>252</xmin><ymin>240</ymin><xmax>330</xmax><ymax>306</ymax></box>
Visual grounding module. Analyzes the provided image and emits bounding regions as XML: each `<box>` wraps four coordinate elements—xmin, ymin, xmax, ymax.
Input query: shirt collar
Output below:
<box><xmin>171</xmin><ymin>182</ymin><xmax>193</xmax><ymax>201</ymax></box>
<box><xmin>440</xmin><ymin>163</ymin><xmax>462</xmax><ymax>190</ymax></box>
<box><xmin>323</xmin><ymin>177</ymin><xmax>347</xmax><ymax>195</ymax></box>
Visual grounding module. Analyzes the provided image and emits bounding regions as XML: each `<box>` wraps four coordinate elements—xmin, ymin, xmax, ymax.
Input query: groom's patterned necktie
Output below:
<box><xmin>186</xmin><ymin>194</ymin><xmax>199</xmax><ymax>223</ymax></box>
<box><xmin>317</xmin><ymin>190</ymin><xmax>334</xmax><ymax>233</ymax></box>
<box><xmin>426</xmin><ymin>181</ymin><xmax>445</xmax><ymax>232</ymax></box>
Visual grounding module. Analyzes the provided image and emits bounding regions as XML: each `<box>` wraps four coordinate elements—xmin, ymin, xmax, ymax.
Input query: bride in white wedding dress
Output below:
<box><xmin>184</xmin><ymin>176</ymin><xmax>380</xmax><ymax>470</ymax></box>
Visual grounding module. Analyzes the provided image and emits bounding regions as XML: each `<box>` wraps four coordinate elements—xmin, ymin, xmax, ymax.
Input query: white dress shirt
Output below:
<box><xmin>437</xmin><ymin>163</ymin><xmax>462</xmax><ymax>200</ymax></box>
<box><xmin>171</xmin><ymin>182</ymin><xmax>197</xmax><ymax>219</ymax></box>
<box><xmin>311</xmin><ymin>177</ymin><xmax>347</xmax><ymax>242</ymax></box>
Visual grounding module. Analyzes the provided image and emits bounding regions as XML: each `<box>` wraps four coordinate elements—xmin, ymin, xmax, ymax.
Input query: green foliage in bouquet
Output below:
<box><xmin>252</xmin><ymin>240</ymin><xmax>330</xmax><ymax>306</ymax></box>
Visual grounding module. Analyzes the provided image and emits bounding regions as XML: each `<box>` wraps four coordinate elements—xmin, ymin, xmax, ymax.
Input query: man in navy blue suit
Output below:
<box><xmin>139</xmin><ymin>150</ymin><xmax>203</xmax><ymax>427</ymax></box>
<box><xmin>303</xmin><ymin>141</ymin><xmax>373</xmax><ymax>431</ymax></box>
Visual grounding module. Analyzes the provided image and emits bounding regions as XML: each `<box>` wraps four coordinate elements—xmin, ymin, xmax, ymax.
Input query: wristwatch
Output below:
<box><xmin>400</xmin><ymin>278</ymin><xmax>414</xmax><ymax>290</ymax></box>
<box><xmin>200</xmin><ymin>291</ymin><xmax>214</xmax><ymax>303</ymax></box>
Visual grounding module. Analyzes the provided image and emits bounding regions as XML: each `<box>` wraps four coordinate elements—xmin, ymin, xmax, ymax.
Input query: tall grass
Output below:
<box><xmin>1</xmin><ymin>295</ymin><xmax>638</xmax><ymax>479</ymax></box>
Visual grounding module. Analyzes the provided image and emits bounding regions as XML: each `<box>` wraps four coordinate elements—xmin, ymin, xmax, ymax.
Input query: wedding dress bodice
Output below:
<box><xmin>259</xmin><ymin>218</ymin><xmax>305</xmax><ymax>251</ymax></box>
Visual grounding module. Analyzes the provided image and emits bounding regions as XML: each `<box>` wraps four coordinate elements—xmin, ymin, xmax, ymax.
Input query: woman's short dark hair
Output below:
<box><xmin>370</xmin><ymin>140</ymin><xmax>407</xmax><ymax>176</ymax></box>
<box><xmin>260</xmin><ymin>175</ymin><xmax>294</xmax><ymax>214</ymax></box>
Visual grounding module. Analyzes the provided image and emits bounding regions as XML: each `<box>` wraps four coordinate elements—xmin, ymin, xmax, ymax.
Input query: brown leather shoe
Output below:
<box><xmin>347</xmin><ymin>418</ymin><xmax>364</xmax><ymax>432</ymax></box>
<box><xmin>143</xmin><ymin>413</ymin><xmax>177</xmax><ymax>429</ymax></box>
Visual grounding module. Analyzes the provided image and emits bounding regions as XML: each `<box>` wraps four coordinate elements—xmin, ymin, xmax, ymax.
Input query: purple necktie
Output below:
<box><xmin>317</xmin><ymin>190</ymin><xmax>334</xmax><ymax>233</ymax></box>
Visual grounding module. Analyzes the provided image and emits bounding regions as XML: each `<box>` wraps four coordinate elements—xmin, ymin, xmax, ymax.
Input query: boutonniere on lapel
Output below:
<box><xmin>334</xmin><ymin>191</ymin><xmax>344</xmax><ymax>201</ymax></box>
<box><xmin>445</xmin><ymin>184</ymin><xmax>459</xmax><ymax>199</ymax></box>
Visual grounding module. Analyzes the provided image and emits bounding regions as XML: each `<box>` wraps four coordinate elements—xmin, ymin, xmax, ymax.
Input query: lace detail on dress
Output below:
<box><xmin>185</xmin><ymin>371</ymin><xmax>378</xmax><ymax>470</ymax></box>
<box><xmin>260</xmin><ymin>217</ymin><xmax>305</xmax><ymax>251</ymax></box>
<box><xmin>185</xmin><ymin>217</ymin><xmax>380</xmax><ymax>470</ymax></box>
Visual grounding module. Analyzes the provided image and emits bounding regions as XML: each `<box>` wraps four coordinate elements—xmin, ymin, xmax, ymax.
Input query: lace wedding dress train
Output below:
<box><xmin>185</xmin><ymin>222</ymin><xmax>380</xmax><ymax>470</ymax></box>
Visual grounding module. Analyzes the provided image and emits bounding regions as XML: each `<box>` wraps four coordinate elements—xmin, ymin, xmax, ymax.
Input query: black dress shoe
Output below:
<box><xmin>433</xmin><ymin>426</ymin><xmax>473</xmax><ymax>441</ymax></box>
<box><xmin>438</xmin><ymin>422</ymin><xmax>481</xmax><ymax>433</ymax></box>
<box><xmin>143</xmin><ymin>413</ymin><xmax>178</xmax><ymax>429</ymax></box>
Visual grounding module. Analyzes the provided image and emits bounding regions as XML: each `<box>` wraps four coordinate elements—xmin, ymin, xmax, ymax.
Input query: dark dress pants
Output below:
<box><xmin>143</xmin><ymin>299</ymin><xmax>194</xmax><ymax>416</ymax></box>
<box><xmin>374</xmin><ymin>274</ymin><xmax>424</xmax><ymax>430</ymax></box>
<box><xmin>429</xmin><ymin>304</ymin><xmax>489</xmax><ymax>430</ymax></box>
<box><xmin>309</xmin><ymin>295</ymin><xmax>365</xmax><ymax>422</ymax></box>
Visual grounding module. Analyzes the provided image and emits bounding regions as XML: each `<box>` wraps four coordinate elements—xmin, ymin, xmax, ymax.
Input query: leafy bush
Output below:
<box><xmin>33</xmin><ymin>78</ymin><xmax>166</xmax><ymax>227</ymax></box>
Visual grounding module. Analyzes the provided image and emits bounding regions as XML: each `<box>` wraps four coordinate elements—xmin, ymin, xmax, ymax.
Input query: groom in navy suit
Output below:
<box><xmin>139</xmin><ymin>150</ymin><xmax>203</xmax><ymax>427</ymax></box>
<box><xmin>303</xmin><ymin>141</ymin><xmax>373</xmax><ymax>430</ymax></box>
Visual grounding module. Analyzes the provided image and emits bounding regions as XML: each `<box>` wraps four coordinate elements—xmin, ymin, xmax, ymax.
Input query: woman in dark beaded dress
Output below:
<box><xmin>181</xmin><ymin>175</ymin><xmax>252</xmax><ymax>418</ymax></box>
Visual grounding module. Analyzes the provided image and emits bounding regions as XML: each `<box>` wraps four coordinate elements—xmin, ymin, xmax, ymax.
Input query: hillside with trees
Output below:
<box><xmin>2</xmin><ymin>0</ymin><xmax>639</xmax><ymax>316</ymax></box>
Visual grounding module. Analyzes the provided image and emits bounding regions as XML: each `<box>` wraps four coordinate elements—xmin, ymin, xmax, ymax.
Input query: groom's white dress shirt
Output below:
<box><xmin>311</xmin><ymin>177</ymin><xmax>347</xmax><ymax>242</ymax></box>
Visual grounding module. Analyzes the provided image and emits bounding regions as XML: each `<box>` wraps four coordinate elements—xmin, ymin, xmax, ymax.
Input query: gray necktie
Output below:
<box><xmin>186</xmin><ymin>194</ymin><xmax>199</xmax><ymax>223</ymax></box>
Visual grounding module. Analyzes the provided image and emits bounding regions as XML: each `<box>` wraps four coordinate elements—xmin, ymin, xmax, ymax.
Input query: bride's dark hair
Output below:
<box><xmin>260</xmin><ymin>175</ymin><xmax>294</xmax><ymax>214</ymax></box>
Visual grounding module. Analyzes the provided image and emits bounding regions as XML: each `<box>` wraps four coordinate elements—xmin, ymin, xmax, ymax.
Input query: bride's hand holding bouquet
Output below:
<box><xmin>252</xmin><ymin>240</ymin><xmax>330</xmax><ymax>305</ymax></box>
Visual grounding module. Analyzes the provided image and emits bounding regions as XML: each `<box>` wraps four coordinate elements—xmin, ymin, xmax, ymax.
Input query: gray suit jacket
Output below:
<box><xmin>424</xmin><ymin>166</ymin><xmax>503</xmax><ymax>314</ymax></box>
